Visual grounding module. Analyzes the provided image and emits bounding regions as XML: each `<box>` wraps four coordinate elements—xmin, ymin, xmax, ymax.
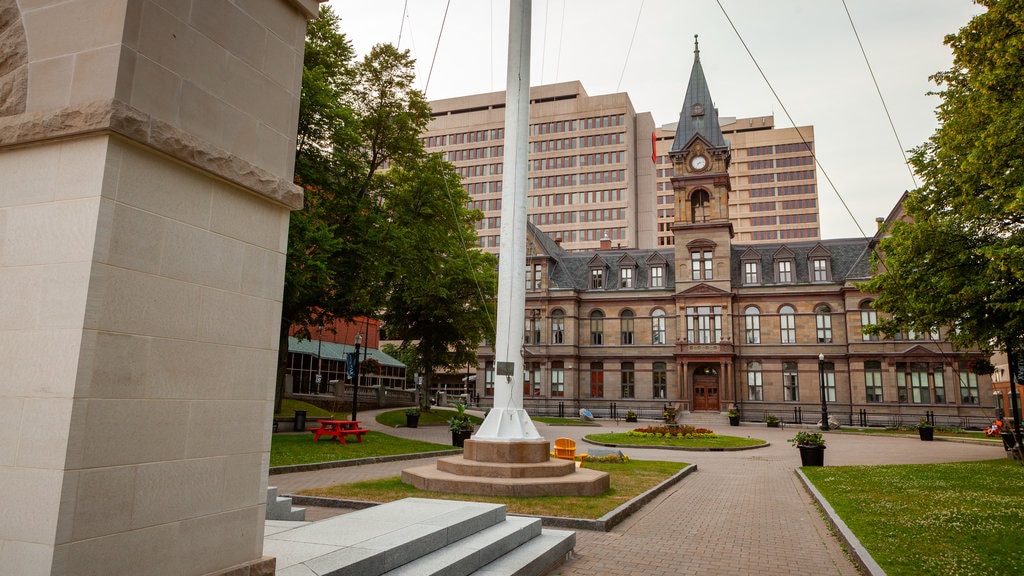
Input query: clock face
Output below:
<box><xmin>690</xmin><ymin>155</ymin><xmax>707</xmax><ymax>170</ymax></box>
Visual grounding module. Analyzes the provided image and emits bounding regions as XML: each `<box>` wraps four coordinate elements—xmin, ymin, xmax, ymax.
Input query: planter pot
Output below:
<box><xmin>918</xmin><ymin>426</ymin><xmax>934</xmax><ymax>441</ymax></box>
<box><xmin>452</xmin><ymin>429</ymin><xmax>473</xmax><ymax>447</ymax></box>
<box><xmin>767</xmin><ymin>421</ymin><xmax>780</xmax><ymax>428</ymax></box>
<box><xmin>406</xmin><ymin>414</ymin><xmax>419</xmax><ymax>428</ymax></box>
<box><xmin>798</xmin><ymin>445</ymin><xmax>825</xmax><ymax>466</ymax></box>
<box><xmin>729</xmin><ymin>416</ymin><xmax>740</xmax><ymax>426</ymax></box>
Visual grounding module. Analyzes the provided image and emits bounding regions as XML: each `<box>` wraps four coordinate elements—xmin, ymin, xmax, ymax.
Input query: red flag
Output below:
<box><xmin>651</xmin><ymin>132</ymin><xmax>657</xmax><ymax>164</ymax></box>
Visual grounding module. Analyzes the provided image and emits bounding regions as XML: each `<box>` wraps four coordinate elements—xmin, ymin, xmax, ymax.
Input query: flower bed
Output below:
<box><xmin>627</xmin><ymin>425</ymin><xmax>717</xmax><ymax>440</ymax></box>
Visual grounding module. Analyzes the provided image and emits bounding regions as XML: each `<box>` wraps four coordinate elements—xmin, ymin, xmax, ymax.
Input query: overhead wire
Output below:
<box><xmin>616</xmin><ymin>0</ymin><xmax>645</xmax><ymax>92</ymax></box>
<box><xmin>841</xmin><ymin>0</ymin><xmax>918</xmax><ymax>190</ymax></box>
<box><xmin>423</xmin><ymin>0</ymin><xmax>452</xmax><ymax>95</ymax></box>
<box><xmin>715</xmin><ymin>0</ymin><xmax>869</xmax><ymax>241</ymax></box>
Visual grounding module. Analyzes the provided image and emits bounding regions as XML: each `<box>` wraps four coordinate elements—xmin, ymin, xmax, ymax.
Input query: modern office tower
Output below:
<box><xmin>654</xmin><ymin>116</ymin><xmax>820</xmax><ymax>245</ymax></box>
<box><xmin>423</xmin><ymin>81</ymin><xmax>657</xmax><ymax>253</ymax></box>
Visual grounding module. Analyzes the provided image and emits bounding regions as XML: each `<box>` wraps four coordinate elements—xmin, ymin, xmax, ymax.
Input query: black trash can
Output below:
<box><xmin>294</xmin><ymin>410</ymin><xmax>307</xmax><ymax>431</ymax></box>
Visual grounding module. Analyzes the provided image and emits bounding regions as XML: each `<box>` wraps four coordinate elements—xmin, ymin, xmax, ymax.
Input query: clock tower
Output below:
<box><xmin>670</xmin><ymin>36</ymin><xmax>733</xmax><ymax>291</ymax></box>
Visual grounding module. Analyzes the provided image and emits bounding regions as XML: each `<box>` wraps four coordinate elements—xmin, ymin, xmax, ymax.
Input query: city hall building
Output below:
<box><xmin>473</xmin><ymin>45</ymin><xmax>994</xmax><ymax>427</ymax></box>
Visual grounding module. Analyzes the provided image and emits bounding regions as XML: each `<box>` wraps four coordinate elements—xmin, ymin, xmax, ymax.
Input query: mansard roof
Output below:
<box><xmin>670</xmin><ymin>37</ymin><xmax>728</xmax><ymax>154</ymax></box>
<box><xmin>730</xmin><ymin>238</ymin><xmax>872</xmax><ymax>286</ymax></box>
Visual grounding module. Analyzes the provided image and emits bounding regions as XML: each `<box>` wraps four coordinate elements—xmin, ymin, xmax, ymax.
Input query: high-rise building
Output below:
<box><xmin>424</xmin><ymin>81</ymin><xmax>657</xmax><ymax>253</ymax></box>
<box><xmin>654</xmin><ymin>116</ymin><xmax>820</xmax><ymax>246</ymax></box>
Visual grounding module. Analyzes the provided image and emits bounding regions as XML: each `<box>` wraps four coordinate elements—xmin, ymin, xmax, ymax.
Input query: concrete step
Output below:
<box><xmin>266</xmin><ymin>486</ymin><xmax>306</xmax><ymax>522</ymax></box>
<box><xmin>471</xmin><ymin>530</ymin><xmax>576</xmax><ymax>576</ymax></box>
<box><xmin>266</xmin><ymin>498</ymin><xmax>575</xmax><ymax>576</ymax></box>
<box><xmin>382</xmin><ymin>516</ymin><xmax>541</xmax><ymax>576</ymax></box>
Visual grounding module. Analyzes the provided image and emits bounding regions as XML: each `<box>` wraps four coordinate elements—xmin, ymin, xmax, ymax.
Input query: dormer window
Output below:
<box><xmin>807</xmin><ymin>244</ymin><xmax>833</xmax><ymax>282</ymax></box>
<box><xmin>620</xmin><ymin>267</ymin><xmax>633</xmax><ymax>288</ymax></box>
<box><xmin>812</xmin><ymin>258</ymin><xmax>829</xmax><ymax>282</ymax></box>
<box><xmin>525</xmin><ymin>263</ymin><xmax>542</xmax><ymax>291</ymax></box>
<box><xmin>591</xmin><ymin>268</ymin><xmax>603</xmax><ymax>289</ymax></box>
<box><xmin>740</xmin><ymin>247</ymin><xmax>760</xmax><ymax>285</ymax></box>
<box><xmin>650</xmin><ymin>265</ymin><xmax>664</xmax><ymax>288</ymax></box>
<box><xmin>777</xmin><ymin>260</ymin><xmax>793</xmax><ymax>283</ymax></box>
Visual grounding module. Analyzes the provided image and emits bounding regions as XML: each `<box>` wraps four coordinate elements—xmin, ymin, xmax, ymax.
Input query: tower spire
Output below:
<box><xmin>694</xmin><ymin>34</ymin><xmax>699</xmax><ymax>57</ymax></box>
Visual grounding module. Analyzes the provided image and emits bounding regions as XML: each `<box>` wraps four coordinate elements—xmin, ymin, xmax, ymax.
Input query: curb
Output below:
<box><xmin>269</xmin><ymin>449</ymin><xmax>461</xmax><ymax>475</ymax></box>
<box><xmin>795</xmin><ymin>469</ymin><xmax>886</xmax><ymax>576</ymax></box>
<box><xmin>580</xmin><ymin>438</ymin><xmax>769</xmax><ymax>452</ymax></box>
<box><xmin>287</xmin><ymin>463</ymin><xmax>698</xmax><ymax>532</ymax></box>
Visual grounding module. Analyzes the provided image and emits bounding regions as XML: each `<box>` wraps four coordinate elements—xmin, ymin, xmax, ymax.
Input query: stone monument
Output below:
<box><xmin>0</xmin><ymin>1</ymin><xmax>318</xmax><ymax>574</ymax></box>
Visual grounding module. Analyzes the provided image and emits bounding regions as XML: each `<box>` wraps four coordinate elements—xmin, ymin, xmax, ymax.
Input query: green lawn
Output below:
<box><xmin>270</xmin><ymin>431</ymin><xmax>456</xmax><ymax>467</ymax></box>
<box><xmin>585</xmin><ymin>432</ymin><xmax>766</xmax><ymax>449</ymax></box>
<box><xmin>803</xmin><ymin>459</ymin><xmax>1024</xmax><ymax>576</ymax></box>
<box><xmin>837</xmin><ymin>426</ymin><xmax>994</xmax><ymax>441</ymax></box>
<box><xmin>274</xmin><ymin>398</ymin><xmax>335</xmax><ymax>419</ymax></box>
<box><xmin>299</xmin><ymin>459</ymin><xmax>687</xmax><ymax>518</ymax></box>
<box><xmin>375</xmin><ymin>408</ymin><xmax>484</xmax><ymax>428</ymax></box>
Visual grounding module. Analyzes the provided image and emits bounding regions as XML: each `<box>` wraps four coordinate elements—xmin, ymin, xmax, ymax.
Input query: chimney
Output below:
<box><xmin>600</xmin><ymin>234</ymin><xmax>612</xmax><ymax>250</ymax></box>
<box><xmin>875</xmin><ymin>217</ymin><xmax>884</xmax><ymax>230</ymax></box>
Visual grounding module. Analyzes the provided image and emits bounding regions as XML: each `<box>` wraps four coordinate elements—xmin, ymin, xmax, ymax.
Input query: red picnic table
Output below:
<box><xmin>310</xmin><ymin>420</ymin><xmax>369</xmax><ymax>444</ymax></box>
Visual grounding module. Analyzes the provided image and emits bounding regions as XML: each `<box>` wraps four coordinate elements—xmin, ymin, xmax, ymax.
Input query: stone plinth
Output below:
<box><xmin>401</xmin><ymin>439</ymin><xmax>610</xmax><ymax>497</ymax></box>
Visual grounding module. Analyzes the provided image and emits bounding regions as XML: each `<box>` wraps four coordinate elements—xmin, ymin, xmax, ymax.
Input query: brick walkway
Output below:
<box><xmin>270</xmin><ymin>410</ymin><xmax>1001</xmax><ymax>576</ymax></box>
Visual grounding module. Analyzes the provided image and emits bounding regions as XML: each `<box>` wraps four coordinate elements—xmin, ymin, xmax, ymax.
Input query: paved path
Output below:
<box><xmin>270</xmin><ymin>410</ymin><xmax>1002</xmax><ymax>576</ymax></box>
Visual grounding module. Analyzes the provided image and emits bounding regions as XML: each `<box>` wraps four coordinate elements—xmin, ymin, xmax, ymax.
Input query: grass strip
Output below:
<box><xmin>298</xmin><ymin>460</ymin><xmax>686</xmax><ymax>518</ymax></box>
<box><xmin>585</xmin><ymin>432</ymin><xmax>766</xmax><ymax>449</ymax></box>
<box><xmin>803</xmin><ymin>459</ymin><xmax>1024</xmax><ymax>576</ymax></box>
<box><xmin>270</xmin><ymin>431</ymin><xmax>454</xmax><ymax>467</ymax></box>
<box><xmin>375</xmin><ymin>408</ymin><xmax>484</xmax><ymax>428</ymax></box>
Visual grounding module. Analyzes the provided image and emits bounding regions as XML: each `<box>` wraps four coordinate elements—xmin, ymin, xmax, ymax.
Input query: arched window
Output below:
<box><xmin>590</xmin><ymin>310</ymin><xmax>604</xmax><ymax>345</ymax></box>
<box><xmin>860</xmin><ymin>300</ymin><xmax>878</xmax><ymax>341</ymax></box>
<box><xmin>652</xmin><ymin>309</ymin><xmax>667</xmax><ymax>344</ymax></box>
<box><xmin>779</xmin><ymin>305</ymin><xmax>796</xmax><ymax>343</ymax></box>
<box><xmin>691</xmin><ymin>189</ymin><xmax>711</xmax><ymax>222</ymax></box>
<box><xmin>620</xmin><ymin>309</ymin><xmax>634</xmax><ymax>345</ymax></box>
<box><xmin>551</xmin><ymin>309</ymin><xmax>565</xmax><ymax>344</ymax></box>
<box><xmin>744</xmin><ymin>306</ymin><xmax>760</xmax><ymax>344</ymax></box>
<box><xmin>815</xmin><ymin>304</ymin><xmax>832</xmax><ymax>343</ymax></box>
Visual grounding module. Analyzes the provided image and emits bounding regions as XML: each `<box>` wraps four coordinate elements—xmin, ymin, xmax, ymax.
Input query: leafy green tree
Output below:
<box><xmin>862</xmin><ymin>0</ymin><xmax>1024</xmax><ymax>355</ymax></box>
<box><xmin>381</xmin><ymin>154</ymin><xmax>498</xmax><ymax>411</ymax></box>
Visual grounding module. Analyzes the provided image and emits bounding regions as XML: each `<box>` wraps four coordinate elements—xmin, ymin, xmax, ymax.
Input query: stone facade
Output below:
<box><xmin>0</xmin><ymin>1</ymin><xmax>318</xmax><ymax>575</ymax></box>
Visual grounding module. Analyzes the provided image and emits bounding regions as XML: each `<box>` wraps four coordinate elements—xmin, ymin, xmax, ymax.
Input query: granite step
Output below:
<box><xmin>472</xmin><ymin>530</ymin><xmax>576</xmax><ymax>576</ymax></box>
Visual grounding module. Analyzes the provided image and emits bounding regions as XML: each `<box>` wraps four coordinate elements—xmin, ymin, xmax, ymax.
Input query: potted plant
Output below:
<box><xmin>789</xmin><ymin>431</ymin><xmax>826</xmax><ymax>466</ymax></box>
<box><xmin>917</xmin><ymin>417</ymin><xmax>934</xmax><ymax>441</ymax></box>
<box><xmin>728</xmin><ymin>408</ymin><xmax>740</xmax><ymax>426</ymax></box>
<box><xmin>625</xmin><ymin>409</ymin><xmax>638</xmax><ymax>423</ymax></box>
<box><xmin>662</xmin><ymin>405</ymin><xmax>677</xmax><ymax>423</ymax></box>
<box><xmin>404</xmin><ymin>408</ymin><xmax>420</xmax><ymax>428</ymax></box>
<box><xmin>448</xmin><ymin>402</ymin><xmax>473</xmax><ymax>447</ymax></box>
<box><xmin>766</xmin><ymin>414</ymin><xmax>780</xmax><ymax>428</ymax></box>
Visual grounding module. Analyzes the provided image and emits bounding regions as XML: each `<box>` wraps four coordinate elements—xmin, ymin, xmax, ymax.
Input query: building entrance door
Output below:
<box><xmin>693</xmin><ymin>373</ymin><xmax>719</xmax><ymax>411</ymax></box>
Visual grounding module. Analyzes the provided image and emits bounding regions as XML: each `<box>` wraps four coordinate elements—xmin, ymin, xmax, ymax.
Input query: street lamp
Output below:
<box><xmin>818</xmin><ymin>352</ymin><xmax>829</xmax><ymax>431</ymax></box>
<box><xmin>315</xmin><ymin>325</ymin><xmax>323</xmax><ymax>394</ymax></box>
<box><xmin>351</xmin><ymin>332</ymin><xmax>362</xmax><ymax>420</ymax></box>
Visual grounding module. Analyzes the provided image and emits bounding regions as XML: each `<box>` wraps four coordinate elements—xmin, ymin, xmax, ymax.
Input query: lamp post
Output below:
<box><xmin>315</xmin><ymin>325</ymin><xmax>323</xmax><ymax>394</ymax></box>
<box><xmin>818</xmin><ymin>352</ymin><xmax>829</xmax><ymax>431</ymax></box>
<box><xmin>351</xmin><ymin>332</ymin><xmax>362</xmax><ymax>420</ymax></box>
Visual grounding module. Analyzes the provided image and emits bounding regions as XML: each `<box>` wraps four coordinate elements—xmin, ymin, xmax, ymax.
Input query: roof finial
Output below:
<box><xmin>694</xmin><ymin>34</ymin><xmax>699</xmax><ymax>55</ymax></box>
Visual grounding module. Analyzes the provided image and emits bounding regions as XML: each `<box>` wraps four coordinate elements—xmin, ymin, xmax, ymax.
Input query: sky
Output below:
<box><xmin>326</xmin><ymin>0</ymin><xmax>984</xmax><ymax>240</ymax></box>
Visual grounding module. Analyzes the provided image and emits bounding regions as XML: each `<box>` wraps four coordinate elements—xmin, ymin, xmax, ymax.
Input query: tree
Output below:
<box><xmin>381</xmin><ymin>154</ymin><xmax>498</xmax><ymax>411</ymax></box>
<box><xmin>862</xmin><ymin>0</ymin><xmax>1024</xmax><ymax>356</ymax></box>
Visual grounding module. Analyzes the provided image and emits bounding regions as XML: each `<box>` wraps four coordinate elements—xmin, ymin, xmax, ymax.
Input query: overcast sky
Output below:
<box><xmin>326</xmin><ymin>0</ymin><xmax>984</xmax><ymax>240</ymax></box>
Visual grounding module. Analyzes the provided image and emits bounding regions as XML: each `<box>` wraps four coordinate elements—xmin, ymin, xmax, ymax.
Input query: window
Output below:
<box><xmin>686</xmin><ymin>306</ymin><xmax>722</xmax><ymax>344</ymax></box>
<box><xmin>779</xmin><ymin>305</ymin><xmax>796</xmax><ymax>343</ymax></box>
<box><xmin>822</xmin><ymin>361</ymin><xmax>836</xmax><ymax>402</ymax></box>
<box><xmin>621</xmin><ymin>362</ymin><xmax>635</xmax><ymax>398</ymax></box>
<box><xmin>524</xmin><ymin>313</ymin><xmax>541</xmax><ymax>344</ymax></box>
<box><xmin>691</xmin><ymin>250</ymin><xmax>713</xmax><ymax>280</ymax></box>
<box><xmin>744</xmin><ymin>261</ymin><xmax>759</xmax><ymax>284</ymax></box>
<box><xmin>777</xmin><ymin>260</ymin><xmax>793</xmax><ymax>283</ymax></box>
<box><xmin>747</xmin><ymin>361</ymin><xmax>763</xmax><ymax>400</ymax></box>
<box><xmin>744</xmin><ymin>306</ymin><xmax>761</xmax><ymax>344</ymax></box>
<box><xmin>526</xmin><ymin>263</ymin><xmax>542</xmax><ymax>291</ymax></box>
<box><xmin>620</xmin><ymin>310</ymin><xmax>635</xmax><ymax>345</ymax></box>
<box><xmin>551</xmin><ymin>309</ymin><xmax>565</xmax><ymax>344</ymax></box>
<box><xmin>653</xmin><ymin>362</ymin><xmax>667</xmax><ymax>399</ymax></box>
<box><xmin>590</xmin><ymin>310</ymin><xmax>604</xmax><ymax>345</ymax></box>
<box><xmin>815</xmin><ymin>304</ymin><xmax>832</xmax><ymax>343</ymax></box>
<box><xmin>934</xmin><ymin>364</ymin><xmax>946</xmax><ymax>403</ymax></box>
<box><xmin>484</xmin><ymin>361</ymin><xmax>494</xmax><ymax>396</ymax></box>
<box><xmin>524</xmin><ymin>362</ymin><xmax>540</xmax><ymax>396</ymax></box>
<box><xmin>691</xmin><ymin>189</ymin><xmax>711</xmax><ymax>222</ymax></box>
<box><xmin>861</xmin><ymin>302</ymin><xmax>878</xmax><ymax>341</ymax></box>
<box><xmin>652</xmin><ymin>309</ymin><xmax>667</xmax><ymax>344</ymax></box>
<box><xmin>620</xmin><ymin>267</ymin><xmax>633</xmax><ymax>288</ymax></box>
<box><xmin>590</xmin><ymin>268</ymin><xmax>603</xmax><ymax>289</ymax></box>
<box><xmin>551</xmin><ymin>362</ymin><xmax>565</xmax><ymax>397</ymax></box>
<box><xmin>783</xmin><ymin>362</ymin><xmax>799</xmax><ymax>401</ymax></box>
<box><xmin>909</xmin><ymin>362</ymin><xmax>930</xmax><ymax>403</ymax></box>
<box><xmin>590</xmin><ymin>362</ymin><xmax>604</xmax><ymax>397</ymax></box>
<box><xmin>650</xmin><ymin>265</ymin><xmax>665</xmax><ymax>288</ymax></box>
<box><xmin>958</xmin><ymin>361</ymin><xmax>979</xmax><ymax>404</ymax></box>
<box><xmin>812</xmin><ymin>258</ymin><xmax>829</xmax><ymax>282</ymax></box>
<box><xmin>864</xmin><ymin>360</ymin><xmax>883</xmax><ymax>402</ymax></box>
